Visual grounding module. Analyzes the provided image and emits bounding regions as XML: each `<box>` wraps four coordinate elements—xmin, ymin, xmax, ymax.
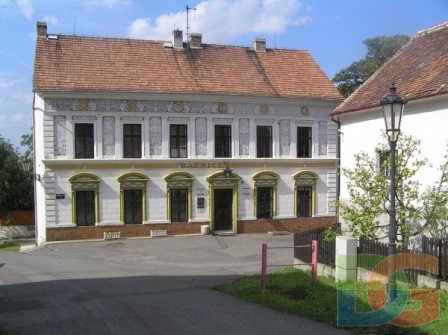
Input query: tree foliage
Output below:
<box><xmin>0</xmin><ymin>135</ymin><xmax>33</xmax><ymax>212</ymax></box>
<box><xmin>332</xmin><ymin>35</ymin><xmax>410</xmax><ymax>97</ymax></box>
<box><xmin>337</xmin><ymin>133</ymin><xmax>448</xmax><ymax>247</ymax></box>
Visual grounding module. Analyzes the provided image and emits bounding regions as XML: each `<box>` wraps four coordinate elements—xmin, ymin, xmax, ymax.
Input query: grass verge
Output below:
<box><xmin>215</xmin><ymin>268</ymin><xmax>448</xmax><ymax>335</ymax></box>
<box><xmin>0</xmin><ymin>241</ymin><xmax>20</xmax><ymax>252</ymax></box>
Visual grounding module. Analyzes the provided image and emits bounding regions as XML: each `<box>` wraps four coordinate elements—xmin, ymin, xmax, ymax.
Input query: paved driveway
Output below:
<box><xmin>0</xmin><ymin>234</ymin><xmax>352</xmax><ymax>334</ymax></box>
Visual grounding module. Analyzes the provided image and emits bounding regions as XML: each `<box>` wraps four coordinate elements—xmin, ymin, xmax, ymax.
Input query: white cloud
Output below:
<box><xmin>43</xmin><ymin>15</ymin><xmax>58</xmax><ymax>25</ymax></box>
<box><xmin>16</xmin><ymin>0</ymin><xmax>33</xmax><ymax>19</ymax></box>
<box><xmin>87</xmin><ymin>0</ymin><xmax>133</xmax><ymax>9</ymax></box>
<box><xmin>127</xmin><ymin>0</ymin><xmax>311</xmax><ymax>43</ymax></box>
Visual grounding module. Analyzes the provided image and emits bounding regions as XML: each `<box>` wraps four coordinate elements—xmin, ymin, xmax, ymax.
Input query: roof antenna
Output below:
<box><xmin>73</xmin><ymin>15</ymin><xmax>76</xmax><ymax>35</ymax></box>
<box><xmin>186</xmin><ymin>5</ymin><xmax>196</xmax><ymax>51</ymax></box>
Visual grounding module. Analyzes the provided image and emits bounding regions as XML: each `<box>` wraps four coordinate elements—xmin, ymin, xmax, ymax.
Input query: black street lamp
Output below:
<box><xmin>224</xmin><ymin>162</ymin><xmax>233</xmax><ymax>178</ymax></box>
<box><xmin>380</xmin><ymin>83</ymin><xmax>406</xmax><ymax>301</ymax></box>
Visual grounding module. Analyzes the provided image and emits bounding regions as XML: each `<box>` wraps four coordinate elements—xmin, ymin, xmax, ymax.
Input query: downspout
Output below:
<box><xmin>32</xmin><ymin>92</ymin><xmax>38</xmax><ymax>246</ymax></box>
<box><xmin>330</xmin><ymin>114</ymin><xmax>341</xmax><ymax>225</ymax></box>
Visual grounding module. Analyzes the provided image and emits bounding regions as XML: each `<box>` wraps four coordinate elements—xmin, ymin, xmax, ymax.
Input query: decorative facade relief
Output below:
<box><xmin>255</xmin><ymin>119</ymin><xmax>275</xmax><ymax>125</ymax></box>
<box><xmin>120</xmin><ymin>116</ymin><xmax>144</xmax><ymax>121</ymax></box>
<box><xmin>279</xmin><ymin>119</ymin><xmax>291</xmax><ymax>156</ymax></box>
<box><xmin>54</xmin><ymin>115</ymin><xmax>67</xmax><ymax>156</ymax></box>
<box><xmin>45</xmin><ymin>98</ymin><xmax>306</xmax><ymax>117</ymax></box>
<box><xmin>73</xmin><ymin>116</ymin><xmax>96</xmax><ymax>121</ymax></box>
<box><xmin>318</xmin><ymin>121</ymin><xmax>328</xmax><ymax>155</ymax></box>
<box><xmin>195</xmin><ymin>117</ymin><xmax>207</xmax><ymax>156</ymax></box>
<box><xmin>212</xmin><ymin>118</ymin><xmax>233</xmax><ymax>124</ymax></box>
<box><xmin>239</xmin><ymin>118</ymin><xmax>250</xmax><ymax>156</ymax></box>
<box><xmin>102</xmin><ymin>116</ymin><xmax>115</xmax><ymax>156</ymax></box>
<box><xmin>149</xmin><ymin>116</ymin><xmax>162</xmax><ymax>156</ymax></box>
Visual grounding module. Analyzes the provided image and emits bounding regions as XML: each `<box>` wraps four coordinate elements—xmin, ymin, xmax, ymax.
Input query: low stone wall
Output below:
<box><xmin>0</xmin><ymin>225</ymin><xmax>35</xmax><ymax>239</ymax></box>
<box><xmin>46</xmin><ymin>222</ymin><xmax>205</xmax><ymax>241</ymax></box>
<box><xmin>294</xmin><ymin>259</ymin><xmax>448</xmax><ymax>290</ymax></box>
<box><xmin>237</xmin><ymin>216</ymin><xmax>335</xmax><ymax>234</ymax></box>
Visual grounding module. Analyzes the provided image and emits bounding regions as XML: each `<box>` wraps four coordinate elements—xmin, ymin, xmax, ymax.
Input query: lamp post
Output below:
<box><xmin>380</xmin><ymin>83</ymin><xmax>406</xmax><ymax>301</ymax></box>
<box><xmin>223</xmin><ymin>163</ymin><xmax>233</xmax><ymax>178</ymax></box>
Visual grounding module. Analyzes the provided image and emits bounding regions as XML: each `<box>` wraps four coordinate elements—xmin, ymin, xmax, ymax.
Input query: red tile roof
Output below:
<box><xmin>33</xmin><ymin>32</ymin><xmax>342</xmax><ymax>101</ymax></box>
<box><xmin>332</xmin><ymin>21</ymin><xmax>448</xmax><ymax>115</ymax></box>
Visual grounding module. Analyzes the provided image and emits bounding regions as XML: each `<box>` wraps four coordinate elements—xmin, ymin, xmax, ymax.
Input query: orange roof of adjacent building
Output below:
<box><xmin>33</xmin><ymin>23</ymin><xmax>342</xmax><ymax>102</ymax></box>
<box><xmin>332</xmin><ymin>21</ymin><xmax>448</xmax><ymax>115</ymax></box>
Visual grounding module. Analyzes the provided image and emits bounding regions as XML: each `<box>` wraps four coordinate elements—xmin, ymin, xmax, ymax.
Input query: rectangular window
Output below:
<box><xmin>75</xmin><ymin>123</ymin><xmax>94</xmax><ymax>158</ymax></box>
<box><xmin>297</xmin><ymin>186</ymin><xmax>312</xmax><ymax>217</ymax></box>
<box><xmin>170</xmin><ymin>125</ymin><xmax>187</xmax><ymax>158</ymax></box>
<box><xmin>76</xmin><ymin>191</ymin><xmax>95</xmax><ymax>226</ymax></box>
<box><xmin>215</xmin><ymin>125</ymin><xmax>232</xmax><ymax>158</ymax></box>
<box><xmin>257</xmin><ymin>126</ymin><xmax>272</xmax><ymax>158</ymax></box>
<box><xmin>124</xmin><ymin>190</ymin><xmax>142</xmax><ymax>224</ymax></box>
<box><xmin>123</xmin><ymin>124</ymin><xmax>142</xmax><ymax>158</ymax></box>
<box><xmin>378</xmin><ymin>150</ymin><xmax>391</xmax><ymax>178</ymax></box>
<box><xmin>257</xmin><ymin>187</ymin><xmax>273</xmax><ymax>219</ymax></box>
<box><xmin>171</xmin><ymin>189</ymin><xmax>188</xmax><ymax>222</ymax></box>
<box><xmin>297</xmin><ymin>127</ymin><xmax>312</xmax><ymax>158</ymax></box>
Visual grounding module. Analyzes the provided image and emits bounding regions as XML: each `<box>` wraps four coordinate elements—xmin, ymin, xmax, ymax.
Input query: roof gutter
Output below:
<box><xmin>330</xmin><ymin>113</ymin><xmax>341</xmax><ymax>224</ymax></box>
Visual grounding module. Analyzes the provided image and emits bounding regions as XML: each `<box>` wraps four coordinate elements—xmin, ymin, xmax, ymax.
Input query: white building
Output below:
<box><xmin>32</xmin><ymin>22</ymin><xmax>343</xmax><ymax>245</ymax></box>
<box><xmin>331</xmin><ymin>22</ymin><xmax>448</xmax><ymax>237</ymax></box>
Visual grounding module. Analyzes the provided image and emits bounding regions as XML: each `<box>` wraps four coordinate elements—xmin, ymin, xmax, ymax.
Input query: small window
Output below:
<box><xmin>215</xmin><ymin>125</ymin><xmax>232</xmax><ymax>158</ymax></box>
<box><xmin>124</xmin><ymin>190</ymin><xmax>143</xmax><ymax>224</ymax></box>
<box><xmin>293</xmin><ymin>171</ymin><xmax>318</xmax><ymax>217</ymax></box>
<box><xmin>297</xmin><ymin>186</ymin><xmax>312</xmax><ymax>217</ymax></box>
<box><xmin>123</xmin><ymin>124</ymin><xmax>142</xmax><ymax>158</ymax></box>
<box><xmin>297</xmin><ymin>127</ymin><xmax>312</xmax><ymax>158</ymax></box>
<box><xmin>170</xmin><ymin>189</ymin><xmax>188</xmax><ymax>222</ymax></box>
<box><xmin>76</xmin><ymin>191</ymin><xmax>95</xmax><ymax>226</ymax></box>
<box><xmin>75</xmin><ymin>123</ymin><xmax>94</xmax><ymax>158</ymax></box>
<box><xmin>170</xmin><ymin>125</ymin><xmax>187</xmax><ymax>158</ymax></box>
<box><xmin>69</xmin><ymin>173</ymin><xmax>101</xmax><ymax>226</ymax></box>
<box><xmin>257</xmin><ymin>126</ymin><xmax>272</xmax><ymax>158</ymax></box>
<box><xmin>257</xmin><ymin>187</ymin><xmax>273</xmax><ymax>219</ymax></box>
<box><xmin>377</xmin><ymin>150</ymin><xmax>390</xmax><ymax>178</ymax></box>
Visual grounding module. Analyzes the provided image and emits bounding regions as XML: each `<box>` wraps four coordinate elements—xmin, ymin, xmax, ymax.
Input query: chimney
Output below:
<box><xmin>172</xmin><ymin>29</ymin><xmax>183</xmax><ymax>49</ymax></box>
<box><xmin>254</xmin><ymin>38</ymin><xmax>266</xmax><ymax>52</ymax></box>
<box><xmin>189</xmin><ymin>33</ymin><xmax>202</xmax><ymax>49</ymax></box>
<box><xmin>37</xmin><ymin>22</ymin><xmax>47</xmax><ymax>38</ymax></box>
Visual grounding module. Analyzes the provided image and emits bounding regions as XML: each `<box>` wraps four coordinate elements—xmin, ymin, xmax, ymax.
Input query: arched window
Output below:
<box><xmin>69</xmin><ymin>173</ymin><xmax>101</xmax><ymax>226</ymax></box>
<box><xmin>292</xmin><ymin>171</ymin><xmax>318</xmax><ymax>217</ymax></box>
<box><xmin>252</xmin><ymin>170</ymin><xmax>280</xmax><ymax>219</ymax></box>
<box><xmin>164</xmin><ymin>172</ymin><xmax>195</xmax><ymax>222</ymax></box>
<box><xmin>118</xmin><ymin>172</ymin><xmax>149</xmax><ymax>224</ymax></box>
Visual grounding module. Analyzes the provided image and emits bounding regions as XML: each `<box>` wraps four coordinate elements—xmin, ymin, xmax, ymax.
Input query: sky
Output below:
<box><xmin>0</xmin><ymin>0</ymin><xmax>447</xmax><ymax>152</ymax></box>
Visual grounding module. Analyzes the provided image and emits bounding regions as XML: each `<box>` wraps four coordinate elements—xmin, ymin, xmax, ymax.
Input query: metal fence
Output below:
<box><xmin>294</xmin><ymin>227</ymin><xmax>448</xmax><ymax>284</ymax></box>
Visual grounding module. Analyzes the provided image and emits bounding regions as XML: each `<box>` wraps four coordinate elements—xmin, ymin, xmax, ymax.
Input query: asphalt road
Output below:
<box><xmin>0</xmin><ymin>234</ymin><xmax>352</xmax><ymax>335</ymax></box>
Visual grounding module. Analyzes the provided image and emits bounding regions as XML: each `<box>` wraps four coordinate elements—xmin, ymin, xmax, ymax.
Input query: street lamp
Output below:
<box><xmin>224</xmin><ymin>162</ymin><xmax>233</xmax><ymax>178</ymax></box>
<box><xmin>380</xmin><ymin>83</ymin><xmax>406</xmax><ymax>301</ymax></box>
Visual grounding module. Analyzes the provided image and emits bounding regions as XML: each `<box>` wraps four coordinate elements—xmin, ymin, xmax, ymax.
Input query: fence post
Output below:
<box><xmin>261</xmin><ymin>243</ymin><xmax>267</xmax><ymax>290</ymax></box>
<box><xmin>311</xmin><ymin>240</ymin><xmax>318</xmax><ymax>285</ymax></box>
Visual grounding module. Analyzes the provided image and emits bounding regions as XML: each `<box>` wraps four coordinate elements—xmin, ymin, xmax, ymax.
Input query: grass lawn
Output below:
<box><xmin>215</xmin><ymin>268</ymin><xmax>448</xmax><ymax>335</ymax></box>
<box><xmin>0</xmin><ymin>241</ymin><xmax>20</xmax><ymax>252</ymax></box>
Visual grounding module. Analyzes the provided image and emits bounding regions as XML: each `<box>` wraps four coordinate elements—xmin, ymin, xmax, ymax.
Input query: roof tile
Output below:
<box><xmin>333</xmin><ymin>21</ymin><xmax>448</xmax><ymax>115</ymax></box>
<box><xmin>33</xmin><ymin>33</ymin><xmax>342</xmax><ymax>101</ymax></box>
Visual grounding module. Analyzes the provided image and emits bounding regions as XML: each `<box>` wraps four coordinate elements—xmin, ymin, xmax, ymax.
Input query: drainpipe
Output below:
<box><xmin>330</xmin><ymin>114</ymin><xmax>341</xmax><ymax>225</ymax></box>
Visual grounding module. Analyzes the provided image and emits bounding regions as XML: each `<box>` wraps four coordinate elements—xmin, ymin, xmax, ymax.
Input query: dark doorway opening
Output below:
<box><xmin>214</xmin><ymin>189</ymin><xmax>233</xmax><ymax>231</ymax></box>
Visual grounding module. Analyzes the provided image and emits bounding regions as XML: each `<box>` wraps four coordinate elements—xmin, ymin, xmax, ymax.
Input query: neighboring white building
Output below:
<box><xmin>331</xmin><ymin>22</ymin><xmax>448</xmax><ymax>236</ymax></box>
<box><xmin>32</xmin><ymin>22</ymin><xmax>343</xmax><ymax>245</ymax></box>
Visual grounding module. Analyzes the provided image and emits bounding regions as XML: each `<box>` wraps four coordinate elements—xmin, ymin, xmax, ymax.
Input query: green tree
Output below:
<box><xmin>337</xmin><ymin>133</ymin><xmax>448</xmax><ymax>247</ymax></box>
<box><xmin>0</xmin><ymin>135</ymin><xmax>33</xmax><ymax>212</ymax></box>
<box><xmin>332</xmin><ymin>35</ymin><xmax>410</xmax><ymax>97</ymax></box>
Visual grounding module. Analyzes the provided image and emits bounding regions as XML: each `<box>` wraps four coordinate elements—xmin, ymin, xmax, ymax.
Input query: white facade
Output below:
<box><xmin>34</xmin><ymin>93</ymin><xmax>340</xmax><ymax>245</ymax></box>
<box><xmin>339</xmin><ymin>94</ymin><xmax>448</xmax><ymax>204</ymax></box>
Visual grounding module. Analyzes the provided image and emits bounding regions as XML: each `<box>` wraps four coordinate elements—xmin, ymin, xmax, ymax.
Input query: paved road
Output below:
<box><xmin>0</xmin><ymin>234</ymin><xmax>352</xmax><ymax>335</ymax></box>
